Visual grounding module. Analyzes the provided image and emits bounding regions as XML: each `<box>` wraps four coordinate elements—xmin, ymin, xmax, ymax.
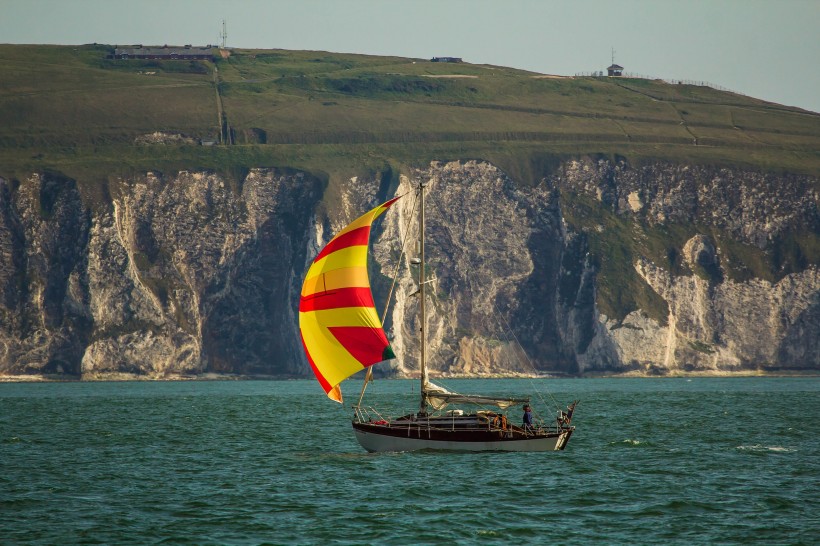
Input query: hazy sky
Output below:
<box><xmin>2</xmin><ymin>0</ymin><xmax>818</xmax><ymax>112</ymax></box>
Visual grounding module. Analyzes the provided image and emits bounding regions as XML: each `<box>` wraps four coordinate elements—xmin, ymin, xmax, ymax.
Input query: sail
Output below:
<box><xmin>299</xmin><ymin>197</ymin><xmax>400</xmax><ymax>403</ymax></box>
<box><xmin>423</xmin><ymin>379</ymin><xmax>530</xmax><ymax>410</ymax></box>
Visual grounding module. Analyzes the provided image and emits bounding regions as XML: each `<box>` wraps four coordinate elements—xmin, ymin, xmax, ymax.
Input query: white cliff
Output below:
<box><xmin>0</xmin><ymin>157</ymin><xmax>816</xmax><ymax>378</ymax></box>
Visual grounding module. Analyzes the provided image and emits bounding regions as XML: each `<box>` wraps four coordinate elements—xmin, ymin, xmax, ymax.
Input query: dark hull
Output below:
<box><xmin>352</xmin><ymin>421</ymin><xmax>574</xmax><ymax>452</ymax></box>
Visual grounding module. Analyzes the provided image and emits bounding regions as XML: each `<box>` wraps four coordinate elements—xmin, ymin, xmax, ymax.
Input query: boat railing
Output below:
<box><xmin>353</xmin><ymin>405</ymin><xmax>390</xmax><ymax>424</ymax></box>
<box><xmin>397</xmin><ymin>418</ymin><xmax>547</xmax><ymax>438</ymax></box>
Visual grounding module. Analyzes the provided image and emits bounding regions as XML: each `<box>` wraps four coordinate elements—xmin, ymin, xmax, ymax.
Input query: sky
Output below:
<box><xmin>2</xmin><ymin>0</ymin><xmax>819</xmax><ymax>113</ymax></box>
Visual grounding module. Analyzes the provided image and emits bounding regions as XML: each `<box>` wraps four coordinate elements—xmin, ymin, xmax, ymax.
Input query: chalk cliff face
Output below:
<box><xmin>554</xmin><ymin>159</ymin><xmax>819</xmax><ymax>372</ymax></box>
<box><xmin>0</xmin><ymin>158</ymin><xmax>817</xmax><ymax>378</ymax></box>
<box><xmin>0</xmin><ymin>174</ymin><xmax>91</xmax><ymax>375</ymax></box>
<box><xmin>373</xmin><ymin>163</ymin><xmax>583</xmax><ymax>377</ymax></box>
<box><xmin>0</xmin><ymin>169</ymin><xmax>322</xmax><ymax>377</ymax></box>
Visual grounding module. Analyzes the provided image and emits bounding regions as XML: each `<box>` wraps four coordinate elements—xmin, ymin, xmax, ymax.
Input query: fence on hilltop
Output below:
<box><xmin>573</xmin><ymin>72</ymin><xmax>743</xmax><ymax>96</ymax></box>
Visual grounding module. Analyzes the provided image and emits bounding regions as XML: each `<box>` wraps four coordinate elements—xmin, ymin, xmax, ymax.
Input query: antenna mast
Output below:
<box><xmin>221</xmin><ymin>19</ymin><xmax>227</xmax><ymax>49</ymax></box>
<box><xmin>611</xmin><ymin>46</ymin><xmax>615</xmax><ymax>65</ymax></box>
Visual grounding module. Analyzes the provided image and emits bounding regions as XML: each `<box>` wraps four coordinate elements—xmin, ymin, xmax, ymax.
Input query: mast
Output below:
<box><xmin>418</xmin><ymin>179</ymin><xmax>428</xmax><ymax>414</ymax></box>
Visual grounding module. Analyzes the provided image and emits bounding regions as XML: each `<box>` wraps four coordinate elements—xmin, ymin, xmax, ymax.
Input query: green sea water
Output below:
<box><xmin>1</xmin><ymin>377</ymin><xmax>818</xmax><ymax>545</ymax></box>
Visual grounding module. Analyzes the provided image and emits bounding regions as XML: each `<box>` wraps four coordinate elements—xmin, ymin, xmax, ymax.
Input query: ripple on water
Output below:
<box><xmin>612</xmin><ymin>438</ymin><xmax>645</xmax><ymax>446</ymax></box>
<box><xmin>736</xmin><ymin>444</ymin><xmax>796</xmax><ymax>453</ymax></box>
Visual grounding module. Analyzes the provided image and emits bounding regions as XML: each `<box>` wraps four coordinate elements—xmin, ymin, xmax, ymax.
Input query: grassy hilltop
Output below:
<box><xmin>0</xmin><ymin>43</ymin><xmax>818</xmax><ymax>187</ymax></box>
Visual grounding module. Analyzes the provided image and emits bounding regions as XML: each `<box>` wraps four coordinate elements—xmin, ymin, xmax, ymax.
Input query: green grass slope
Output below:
<box><xmin>0</xmin><ymin>44</ymin><xmax>817</xmax><ymax>187</ymax></box>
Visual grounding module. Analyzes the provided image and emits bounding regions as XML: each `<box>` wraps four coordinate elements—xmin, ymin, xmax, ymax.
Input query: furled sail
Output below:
<box><xmin>423</xmin><ymin>379</ymin><xmax>530</xmax><ymax>410</ymax></box>
<box><xmin>299</xmin><ymin>197</ymin><xmax>400</xmax><ymax>403</ymax></box>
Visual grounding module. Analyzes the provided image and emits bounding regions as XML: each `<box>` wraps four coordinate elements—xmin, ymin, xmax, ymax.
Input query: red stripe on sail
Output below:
<box><xmin>300</xmin><ymin>332</ymin><xmax>334</xmax><ymax>394</ymax></box>
<box><xmin>329</xmin><ymin>326</ymin><xmax>390</xmax><ymax>367</ymax></box>
<box><xmin>299</xmin><ymin>287</ymin><xmax>375</xmax><ymax>312</ymax></box>
<box><xmin>379</xmin><ymin>196</ymin><xmax>401</xmax><ymax>211</ymax></box>
<box><xmin>313</xmin><ymin>226</ymin><xmax>371</xmax><ymax>263</ymax></box>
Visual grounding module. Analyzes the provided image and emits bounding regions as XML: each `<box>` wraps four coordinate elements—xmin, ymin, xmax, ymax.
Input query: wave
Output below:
<box><xmin>736</xmin><ymin>444</ymin><xmax>795</xmax><ymax>453</ymax></box>
<box><xmin>610</xmin><ymin>438</ymin><xmax>644</xmax><ymax>447</ymax></box>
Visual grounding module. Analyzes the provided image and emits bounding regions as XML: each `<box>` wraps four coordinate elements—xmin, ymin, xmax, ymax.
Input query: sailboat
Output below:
<box><xmin>299</xmin><ymin>180</ymin><xmax>577</xmax><ymax>452</ymax></box>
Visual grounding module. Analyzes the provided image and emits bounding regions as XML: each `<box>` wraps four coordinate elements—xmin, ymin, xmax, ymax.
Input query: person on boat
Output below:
<box><xmin>557</xmin><ymin>401</ymin><xmax>578</xmax><ymax>428</ymax></box>
<box><xmin>522</xmin><ymin>404</ymin><xmax>534</xmax><ymax>434</ymax></box>
<box><xmin>557</xmin><ymin>410</ymin><xmax>568</xmax><ymax>428</ymax></box>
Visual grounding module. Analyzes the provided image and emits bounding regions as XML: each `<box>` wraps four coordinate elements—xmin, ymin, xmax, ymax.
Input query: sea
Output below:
<box><xmin>1</xmin><ymin>377</ymin><xmax>818</xmax><ymax>545</ymax></box>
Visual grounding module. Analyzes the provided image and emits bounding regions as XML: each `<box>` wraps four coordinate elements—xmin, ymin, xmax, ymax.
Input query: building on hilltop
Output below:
<box><xmin>109</xmin><ymin>45</ymin><xmax>214</xmax><ymax>60</ymax></box>
<box><xmin>431</xmin><ymin>57</ymin><xmax>463</xmax><ymax>63</ymax></box>
<box><xmin>607</xmin><ymin>63</ymin><xmax>624</xmax><ymax>77</ymax></box>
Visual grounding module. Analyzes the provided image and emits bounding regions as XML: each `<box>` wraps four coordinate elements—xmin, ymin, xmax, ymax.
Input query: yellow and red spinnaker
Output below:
<box><xmin>299</xmin><ymin>197</ymin><xmax>400</xmax><ymax>403</ymax></box>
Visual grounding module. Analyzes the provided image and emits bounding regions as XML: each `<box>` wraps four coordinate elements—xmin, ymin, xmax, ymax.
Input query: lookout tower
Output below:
<box><xmin>607</xmin><ymin>47</ymin><xmax>623</xmax><ymax>76</ymax></box>
<box><xmin>607</xmin><ymin>63</ymin><xmax>624</xmax><ymax>77</ymax></box>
